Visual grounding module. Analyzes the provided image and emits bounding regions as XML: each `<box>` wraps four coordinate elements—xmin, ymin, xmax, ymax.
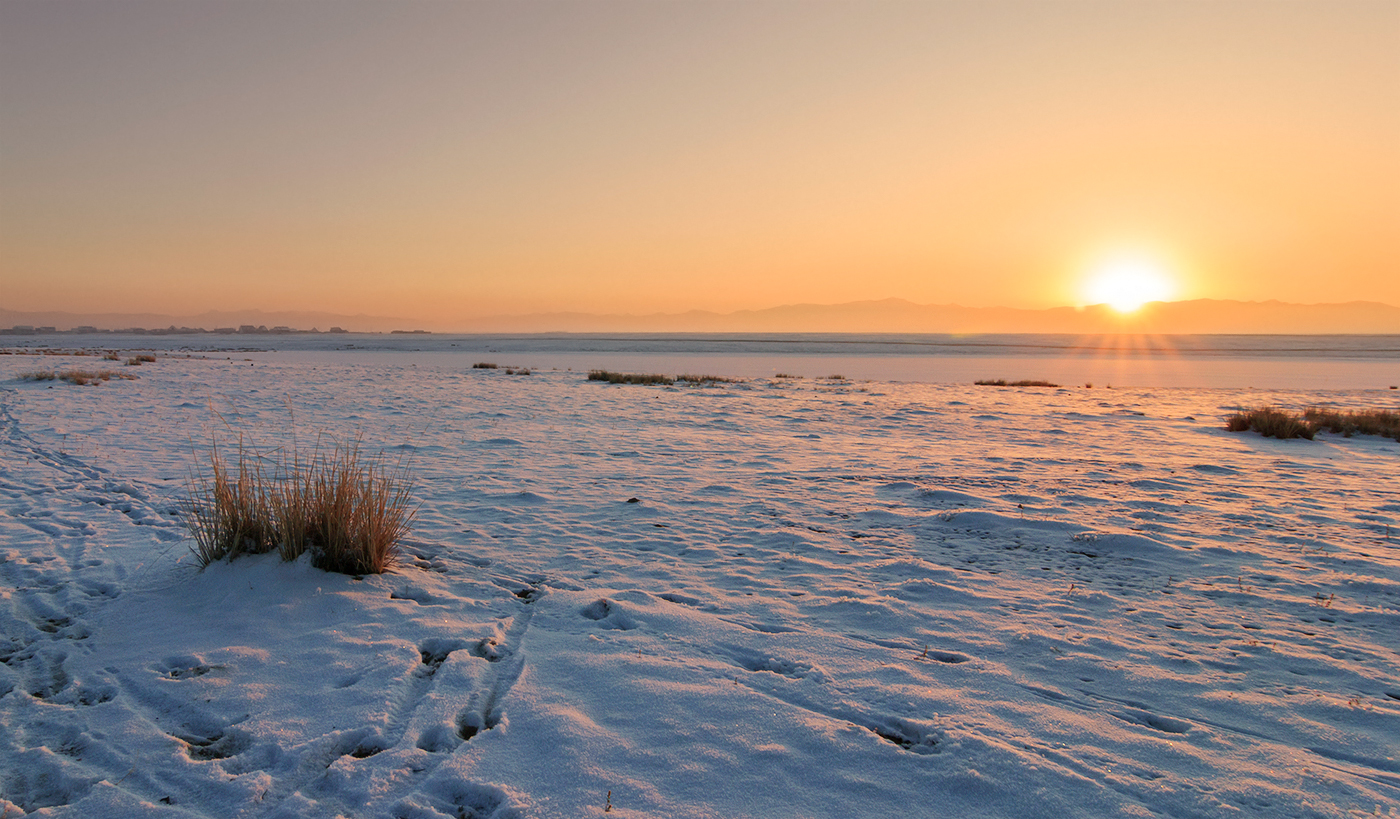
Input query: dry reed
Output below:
<box><xmin>1226</xmin><ymin>407</ymin><xmax>1400</xmax><ymax>441</ymax></box>
<box><xmin>587</xmin><ymin>370</ymin><xmax>674</xmax><ymax>385</ymax></box>
<box><xmin>17</xmin><ymin>369</ymin><xmax>137</xmax><ymax>385</ymax></box>
<box><xmin>676</xmin><ymin>374</ymin><xmax>741</xmax><ymax>384</ymax></box>
<box><xmin>975</xmin><ymin>379</ymin><xmax>1060</xmax><ymax>387</ymax></box>
<box><xmin>185</xmin><ymin>436</ymin><xmax>415</xmax><ymax>574</ymax></box>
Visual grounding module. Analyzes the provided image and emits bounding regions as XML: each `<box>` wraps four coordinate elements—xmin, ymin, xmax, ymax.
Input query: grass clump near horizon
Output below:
<box><xmin>588</xmin><ymin>370</ymin><xmax>675</xmax><ymax>385</ymax></box>
<box><xmin>1225</xmin><ymin>407</ymin><xmax>1400</xmax><ymax>441</ymax></box>
<box><xmin>677</xmin><ymin>374</ymin><xmax>741</xmax><ymax>384</ymax></box>
<box><xmin>125</xmin><ymin>354</ymin><xmax>156</xmax><ymax>366</ymax></box>
<box><xmin>975</xmin><ymin>379</ymin><xmax>1061</xmax><ymax>388</ymax></box>
<box><xmin>185</xmin><ymin>436</ymin><xmax>416</xmax><ymax>575</ymax></box>
<box><xmin>474</xmin><ymin>362</ymin><xmax>531</xmax><ymax>375</ymax></box>
<box><xmin>18</xmin><ymin>369</ymin><xmax>138</xmax><ymax>385</ymax></box>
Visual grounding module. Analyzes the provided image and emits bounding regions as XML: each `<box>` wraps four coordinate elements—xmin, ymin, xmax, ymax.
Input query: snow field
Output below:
<box><xmin>1</xmin><ymin>352</ymin><xmax>1397</xmax><ymax>818</ymax></box>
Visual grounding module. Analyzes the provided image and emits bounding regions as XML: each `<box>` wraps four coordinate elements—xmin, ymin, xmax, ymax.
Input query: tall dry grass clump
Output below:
<box><xmin>275</xmin><ymin>440</ymin><xmax>416</xmax><ymax>574</ymax></box>
<box><xmin>587</xmin><ymin>370</ymin><xmax>674</xmax><ymax>385</ymax></box>
<box><xmin>185</xmin><ymin>436</ymin><xmax>415</xmax><ymax>574</ymax></box>
<box><xmin>184</xmin><ymin>439</ymin><xmax>278</xmax><ymax>564</ymax></box>
<box><xmin>17</xmin><ymin>369</ymin><xmax>137</xmax><ymax>385</ymax></box>
<box><xmin>676</xmin><ymin>373</ymin><xmax>741</xmax><ymax>384</ymax></box>
<box><xmin>975</xmin><ymin>379</ymin><xmax>1060</xmax><ymax>387</ymax></box>
<box><xmin>1226</xmin><ymin>407</ymin><xmax>1399</xmax><ymax>441</ymax></box>
<box><xmin>1303</xmin><ymin>408</ymin><xmax>1400</xmax><ymax>440</ymax></box>
<box><xmin>1225</xmin><ymin>407</ymin><xmax>1314</xmax><ymax>439</ymax></box>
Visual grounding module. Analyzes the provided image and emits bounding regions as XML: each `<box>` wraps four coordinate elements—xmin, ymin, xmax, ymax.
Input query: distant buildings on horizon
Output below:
<box><xmin>0</xmin><ymin>325</ymin><xmax>432</xmax><ymax>336</ymax></box>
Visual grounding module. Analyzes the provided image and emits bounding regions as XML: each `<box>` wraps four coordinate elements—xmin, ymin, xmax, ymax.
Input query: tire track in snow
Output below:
<box><xmin>237</xmin><ymin>581</ymin><xmax>543</xmax><ymax>818</ymax></box>
<box><xmin>456</xmin><ymin>583</ymin><xmax>539</xmax><ymax>743</ymax></box>
<box><xmin>0</xmin><ymin>391</ymin><xmax>190</xmax><ymax>814</ymax></box>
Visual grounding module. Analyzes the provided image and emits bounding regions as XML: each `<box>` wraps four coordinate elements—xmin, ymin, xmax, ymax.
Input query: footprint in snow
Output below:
<box><xmin>580</xmin><ymin>598</ymin><xmax>638</xmax><ymax>630</ymax></box>
<box><xmin>470</xmin><ymin>637</ymin><xmax>510</xmax><ymax>663</ymax></box>
<box><xmin>1112</xmin><ymin>708</ymin><xmax>1193</xmax><ymax>735</ymax></box>
<box><xmin>867</xmin><ymin>717</ymin><xmax>941</xmax><ymax>754</ymax></box>
<box><xmin>390</xmin><ymin>586</ymin><xmax>441</xmax><ymax>606</ymax></box>
<box><xmin>176</xmin><ymin>727</ymin><xmax>253</xmax><ymax>761</ymax></box>
<box><xmin>917</xmin><ymin>648</ymin><xmax>970</xmax><ymax>664</ymax></box>
<box><xmin>25</xmin><ymin>652</ymin><xmax>71</xmax><ymax>700</ymax></box>
<box><xmin>156</xmin><ymin>655</ymin><xmax>215</xmax><ymax>680</ymax></box>
<box><xmin>724</xmin><ymin>645</ymin><xmax>821</xmax><ymax>681</ymax></box>
<box><xmin>658</xmin><ymin>592</ymin><xmax>701</xmax><ymax>607</ymax></box>
<box><xmin>416</xmin><ymin>638</ymin><xmax>469</xmax><ymax>677</ymax></box>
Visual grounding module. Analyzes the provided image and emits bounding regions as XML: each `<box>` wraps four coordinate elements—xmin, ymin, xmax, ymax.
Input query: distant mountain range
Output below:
<box><xmin>4</xmin><ymin>298</ymin><xmax>1399</xmax><ymax>335</ymax></box>
<box><xmin>462</xmin><ymin>298</ymin><xmax>1400</xmax><ymax>334</ymax></box>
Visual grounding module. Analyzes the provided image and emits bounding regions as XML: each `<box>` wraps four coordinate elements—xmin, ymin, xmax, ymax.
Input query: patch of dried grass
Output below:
<box><xmin>975</xmin><ymin>379</ymin><xmax>1060</xmax><ymax>387</ymax></box>
<box><xmin>185</xmin><ymin>436</ymin><xmax>415</xmax><ymax>574</ymax></box>
<box><xmin>587</xmin><ymin>370</ymin><xmax>674</xmax><ymax>385</ymax></box>
<box><xmin>17</xmin><ymin>369</ymin><xmax>137</xmax><ymax>385</ymax></box>
<box><xmin>1225</xmin><ymin>407</ymin><xmax>1400</xmax><ymax>441</ymax></box>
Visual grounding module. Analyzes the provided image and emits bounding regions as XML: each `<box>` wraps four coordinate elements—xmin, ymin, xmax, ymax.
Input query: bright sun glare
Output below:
<box><xmin>1084</xmin><ymin>256</ymin><xmax>1174</xmax><ymax>313</ymax></box>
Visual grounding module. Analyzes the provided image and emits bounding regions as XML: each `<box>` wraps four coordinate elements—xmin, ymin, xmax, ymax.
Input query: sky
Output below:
<box><xmin>2</xmin><ymin>0</ymin><xmax>1397</xmax><ymax>325</ymax></box>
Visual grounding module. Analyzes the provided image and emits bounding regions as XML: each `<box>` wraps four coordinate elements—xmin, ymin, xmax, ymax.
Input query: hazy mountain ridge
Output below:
<box><xmin>4</xmin><ymin>298</ymin><xmax>1399</xmax><ymax>335</ymax></box>
<box><xmin>461</xmin><ymin>298</ymin><xmax>1400</xmax><ymax>334</ymax></box>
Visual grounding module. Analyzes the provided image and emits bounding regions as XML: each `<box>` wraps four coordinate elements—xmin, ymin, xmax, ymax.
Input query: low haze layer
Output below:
<box><xmin>4</xmin><ymin>297</ymin><xmax>1400</xmax><ymax>335</ymax></box>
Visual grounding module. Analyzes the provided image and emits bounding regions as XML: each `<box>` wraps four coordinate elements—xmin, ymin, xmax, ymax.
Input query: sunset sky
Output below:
<box><xmin>2</xmin><ymin>0</ymin><xmax>1397</xmax><ymax>324</ymax></box>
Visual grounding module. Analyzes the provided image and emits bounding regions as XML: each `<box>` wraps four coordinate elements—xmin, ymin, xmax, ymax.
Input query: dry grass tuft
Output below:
<box><xmin>1226</xmin><ymin>407</ymin><xmax>1399</xmax><ymax>441</ymax></box>
<box><xmin>18</xmin><ymin>369</ymin><xmax>137</xmax><ymax>385</ymax></box>
<box><xmin>975</xmin><ymin>379</ymin><xmax>1060</xmax><ymax>387</ymax></box>
<box><xmin>1225</xmin><ymin>407</ymin><xmax>1314</xmax><ymax>439</ymax></box>
<box><xmin>271</xmin><ymin>439</ymin><xmax>416</xmax><ymax>574</ymax></box>
<box><xmin>184</xmin><ymin>439</ymin><xmax>278</xmax><ymax>564</ymax></box>
<box><xmin>472</xmin><ymin>362</ymin><xmax>499</xmax><ymax>369</ymax></box>
<box><xmin>677</xmin><ymin>374</ymin><xmax>741</xmax><ymax>384</ymax></box>
<box><xmin>185</xmin><ymin>437</ymin><xmax>415</xmax><ymax>574</ymax></box>
<box><xmin>1302</xmin><ymin>408</ymin><xmax>1400</xmax><ymax>440</ymax></box>
<box><xmin>125</xmin><ymin>354</ymin><xmax>156</xmax><ymax>365</ymax></box>
<box><xmin>587</xmin><ymin>370</ymin><xmax>674</xmax><ymax>385</ymax></box>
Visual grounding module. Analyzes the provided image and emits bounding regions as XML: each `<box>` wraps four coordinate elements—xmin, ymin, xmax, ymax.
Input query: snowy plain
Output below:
<box><xmin>1</xmin><ymin>337</ymin><xmax>1398</xmax><ymax>818</ymax></box>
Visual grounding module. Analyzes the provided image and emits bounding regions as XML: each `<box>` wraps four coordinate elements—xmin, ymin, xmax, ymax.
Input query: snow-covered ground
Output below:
<box><xmin>1</xmin><ymin>349</ymin><xmax>1397</xmax><ymax>818</ymax></box>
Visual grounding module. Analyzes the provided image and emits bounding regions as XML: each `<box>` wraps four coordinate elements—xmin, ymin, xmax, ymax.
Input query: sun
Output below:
<box><xmin>1083</xmin><ymin>254</ymin><xmax>1175</xmax><ymax>313</ymax></box>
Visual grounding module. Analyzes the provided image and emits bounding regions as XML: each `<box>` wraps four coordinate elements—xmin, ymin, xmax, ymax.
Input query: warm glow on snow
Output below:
<box><xmin>1084</xmin><ymin>255</ymin><xmax>1175</xmax><ymax>313</ymax></box>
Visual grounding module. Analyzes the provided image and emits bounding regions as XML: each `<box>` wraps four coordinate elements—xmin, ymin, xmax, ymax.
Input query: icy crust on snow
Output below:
<box><xmin>1</xmin><ymin>353</ymin><xmax>1398</xmax><ymax>818</ymax></box>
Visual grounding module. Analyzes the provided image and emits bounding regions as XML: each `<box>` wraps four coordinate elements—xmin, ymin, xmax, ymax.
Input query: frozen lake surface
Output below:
<box><xmin>7</xmin><ymin>331</ymin><xmax>1400</xmax><ymax>389</ymax></box>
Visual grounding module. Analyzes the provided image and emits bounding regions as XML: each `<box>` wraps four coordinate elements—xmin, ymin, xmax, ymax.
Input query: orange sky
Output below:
<box><xmin>2</xmin><ymin>1</ymin><xmax>1397</xmax><ymax>325</ymax></box>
